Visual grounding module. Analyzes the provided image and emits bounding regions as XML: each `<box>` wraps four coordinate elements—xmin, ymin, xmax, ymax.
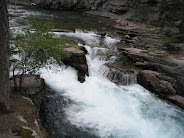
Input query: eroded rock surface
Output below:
<box><xmin>10</xmin><ymin>75</ymin><xmax>45</xmax><ymax>109</ymax></box>
<box><xmin>1</xmin><ymin>75</ymin><xmax>47</xmax><ymax>138</ymax></box>
<box><xmin>138</xmin><ymin>70</ymin><xmax>176</xmax><ymax>97</ymax></box>
<box><xmin>63</xmin><ymin>47</ymin><xmax>89</xmax><ymax>83</ymax></box>
<box><xmin>114</xmin><ymin>20</ymin><xmax>184</xmax><ymax>108</ymax></box>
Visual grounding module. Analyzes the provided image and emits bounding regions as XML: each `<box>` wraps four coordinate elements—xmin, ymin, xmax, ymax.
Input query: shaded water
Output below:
<box><xmin>9</xmin><ymin>5</ymin><xmax>184</xmax><ymax>138</ymax></box>
<box><xmin>8</xmin><ymin>5</ymin><xmax>115</xmax><ymax>32</ymax></box>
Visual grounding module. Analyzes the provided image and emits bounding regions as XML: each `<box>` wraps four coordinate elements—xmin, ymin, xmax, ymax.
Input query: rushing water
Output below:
<box><xmin>40</xmin><ymin>31</ymin><xmax>184</xmax><ymax>138</ymax></box>
<box><xmin>9</xmin><ymin>5</ymin><xmax>184</xmax><ymax>138</ymax></box>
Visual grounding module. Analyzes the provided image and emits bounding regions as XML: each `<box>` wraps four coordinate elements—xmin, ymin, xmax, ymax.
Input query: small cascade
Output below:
<box><xmin>100</xmin><ymin>66</ymin><xmax>137</xmax><ymax>85</ymax></box>
<box><xmin>9</xmin><ymin>5</ymin><xmax>184</xmax><ymax>137</ymax></box>
<box><xmin>84</xmin><ymin>39</ymin><xmax>137</xmax><ymax>86</ymax></box>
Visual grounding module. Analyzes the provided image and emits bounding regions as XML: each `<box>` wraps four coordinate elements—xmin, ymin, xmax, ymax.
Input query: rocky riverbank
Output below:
<box><xmin>0</xmin><ymin>75</ymin><xmax>48</xmax><ymax>138</ymax></box>
<box><xmin>113</xmin><ymin>19</ymin><xmax>184</xmax><ymax>109</ymax></box>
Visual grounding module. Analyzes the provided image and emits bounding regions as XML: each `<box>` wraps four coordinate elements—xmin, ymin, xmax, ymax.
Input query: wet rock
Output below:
<box><xmin>105</xmin><ymin>64</ymin><xmax>137</xmax><ymax>85</ymax></box>
<box><xmin>168</xmin><ymin>95</ymin><xmax>184</xmax><ymax>109</ymax></box>
<box><xmin>137</xmin><ymin>70</ymin><xmax>176</xmax><ymax>97</ymax></box>
<box><xmin>120</xmin><ymin>46</ymin><xmax>184</xmax><ymax>95</ymax></box>
<box><xmin>124</xmin><ymin>34</ymin><xmax>130</xmax><ymax>39</ymax></box>
<box><xmin>79</xmin><ymin>46</ymin><xmax>88</xmax><ymax>54</ymax></box>
<box><xmin>63</xmin><ymin>47</ymin><xmax>89</xmax><ymax>83</ymax></box>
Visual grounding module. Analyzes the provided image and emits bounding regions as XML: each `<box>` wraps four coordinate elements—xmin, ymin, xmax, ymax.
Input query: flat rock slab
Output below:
<box><xmin>122</xmin><ymin>47</ymin><xmax>147</xmax><ymax>54</ymax></box>
<box><xmin>168</xmin><ymin>95</ymin><xmax>184</xmax><ymax>108</ymax></box>
<box><xmin>64</xmin><ymin>48</ymin><xmax>85</xmax><ymax>56</ymax></box>
<box><xmin>0</xmin><ymin>134</ymin><xmax>18</xmax><ymax>138</ymax></box>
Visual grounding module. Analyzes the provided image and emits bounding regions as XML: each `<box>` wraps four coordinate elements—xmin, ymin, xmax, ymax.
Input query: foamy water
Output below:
<box><xmin>40</xmin><ymin>31</ymin><xmax>184</xmax><ymax>138</ymax></box>
<box><xmin>8</xmin><ymin>5</ymin><xmax>184</xmax><ymax>137</ymax></box>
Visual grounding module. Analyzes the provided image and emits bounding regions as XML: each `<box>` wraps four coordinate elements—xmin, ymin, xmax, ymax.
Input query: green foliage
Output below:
<box><xmin>149</xmin><ymin>19</ymin><xmax>169</xmax><ymax>28</ymax></box>
<box><xmin>164</xmin><ymin>29</ymin><xmax>173</xmax><ymax>37</ymax></box>
<box><xmin>158</xmin><ymin>0</ymin><xmax>184</xmax><ymax>33</ymax></box>
<box><xmin>138</xmin><ymin>5</ymin><xmax>151</xmax><ymax>22</ymax></box>
<box><xmin>171</xmin><ymin>33</ymin><xmax>184</xmax><ymax>43</ymax></box>
<box><xmin>163</xmin><ymin>41</ymin><xmax>180</xmax><ymax>53</ymax></box>
<box><xmin>162</xmin><ymin>32</ymin><xmax>184</xmax><ymax>44</ymax></box>
<box><xmin>161</xmin><ymin>30</ymin><xmax>183</xmax><ymax>53</ymax></box>
<box><xmin>10</xmin><ymin>18</ymin><xmax>70</xmax><ymax>90</ymax></box>
<box><xmin>128</xmin><ymin>4</ymin><xmax>152</xmax><ymax>23</ymax></box>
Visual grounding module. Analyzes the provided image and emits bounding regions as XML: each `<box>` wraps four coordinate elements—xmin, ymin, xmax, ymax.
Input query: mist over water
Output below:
<box><xmin>40</xmin><ymin>31</ymin><xmax>184</xmax><ymax>138</ymax></box>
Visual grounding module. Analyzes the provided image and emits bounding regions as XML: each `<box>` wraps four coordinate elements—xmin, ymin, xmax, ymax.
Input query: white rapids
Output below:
<box><xmin>40</xmin><ymin>31</ymin><xmax>184</xmax><ymax>138</ymax></box>
<box><xmin>9</xmin><ymin>5</ymin><xmax>184</xmax><ymax>138</ymax></box>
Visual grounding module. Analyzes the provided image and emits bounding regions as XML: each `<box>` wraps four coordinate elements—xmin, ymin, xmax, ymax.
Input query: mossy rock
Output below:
<box><xmin>115</xmin><ymin>42</ymin><xmax>130</xmax><ymax>50</ymax></box>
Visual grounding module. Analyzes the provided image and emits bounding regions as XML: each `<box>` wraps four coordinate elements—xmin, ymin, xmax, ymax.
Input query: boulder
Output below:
<box><xmin>63</xmin><ymin>47</ymin><xmax>89</xmax><ymax>83</ymax></box>
<box><xmin>137</xmin><ymin>70</ymin><xmax>176</xmax><ymax>97</ymax></box>
<box><xmin>10</xmin><ymin>75</ymin><xmax>45</xmax><ymax>109</ymax></box>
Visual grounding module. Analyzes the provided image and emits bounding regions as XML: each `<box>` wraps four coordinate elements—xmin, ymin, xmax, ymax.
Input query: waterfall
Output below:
<box><xmin>40</xmin><ymin>31</ymin><xmax>184</xmax><ymax>138</ymax></box>
<box><xmin>99</xmin><ymin>65</ymin><xmax>137</xmax><ymax>85</ymax></box>
<box><xmin>8</xmin><ymin>5</ymin><xmax>184</xmax><ymax>137</ymax></box>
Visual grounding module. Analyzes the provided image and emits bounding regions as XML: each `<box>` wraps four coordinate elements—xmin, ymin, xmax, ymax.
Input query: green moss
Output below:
<box><xmin>27</xmin><ymin>102</ymin><xmax>37</xmax><ymax>115</ymax></box>
<box><xmin>142</xmin><ymin>35</ymin><xmax>158</xmax><ymax>40</ymax></box>
<box><xmin>97</xmin><ymin>51</ymin><xmax>113</xmax><ymax>56</ymax></box>
<box><xmin>37</xmin><ymin>119</ymin><xmax>49</xmax><ymax>138</ymax></box>
<box><xmin>26</xmin><ymin>102</ymin><xmax>48</xmax><ymax>137</ymax></box>
<box><xmin>159</xmin><ymin>54</ymin><xmax>168</xmax><ymax>58</ymax></box>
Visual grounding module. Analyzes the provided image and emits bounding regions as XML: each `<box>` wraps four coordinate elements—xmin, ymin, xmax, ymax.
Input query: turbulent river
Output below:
<box><xmin>9</xmin><ymin>5</ymin><xmax>184</xmax><ymax>138</ymax></box>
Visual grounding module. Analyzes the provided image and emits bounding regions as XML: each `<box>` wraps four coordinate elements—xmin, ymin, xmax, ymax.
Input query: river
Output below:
<box><xmin>8</xmin><ymin>5</ymin><xmax>184</xmax><ymax>138</ymax></box>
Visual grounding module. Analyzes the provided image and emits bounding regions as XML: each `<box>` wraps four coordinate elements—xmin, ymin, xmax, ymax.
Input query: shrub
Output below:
<box><xmin>163</xmin><ymin>41</ymin><xmax>180</xmax><ymax>53</ymax></box>
<box><xmin>10</xmin><ymin>18</ymin><xmax>70</xmax><ymax>91</ymax></box>
<box><xmin>171</xmin><ymin>33</ymin><xmax>184</xmax><ymax>43</ymax></box>
<box><xmin>164</xmin><ymin>29</ymin><xmax>173</xmax><ymax>37</ymax></box>
<box><xmin>149</xmin><ymin>19</ymin><xmax>169</xmax><ymax>28</ymax></box>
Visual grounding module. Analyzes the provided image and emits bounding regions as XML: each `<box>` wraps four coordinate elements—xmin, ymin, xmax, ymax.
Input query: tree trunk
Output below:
<box><xmin>0</xmin><ymin>0</ymin><xmax>10</xmax><ymax>109</ymax></box>
<box><xmin>13</xmin><ymin>69</ymin><xmax>17</xmax><ymax>91</ymax></box>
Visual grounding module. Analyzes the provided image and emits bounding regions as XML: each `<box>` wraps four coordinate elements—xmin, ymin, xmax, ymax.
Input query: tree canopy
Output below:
<box><xmin>10</xmin><ymin>18</ymin><xmax>70</xmax><ymax>90</ymax></box>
